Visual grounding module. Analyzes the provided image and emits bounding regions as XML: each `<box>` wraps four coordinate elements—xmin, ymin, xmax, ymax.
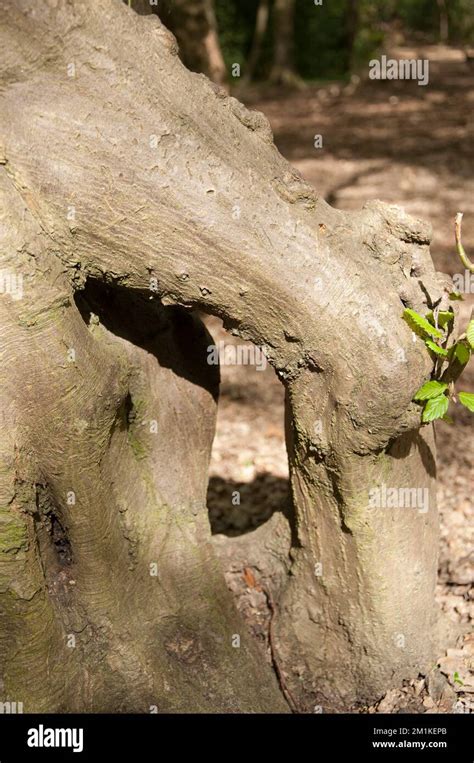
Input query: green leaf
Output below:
<box><xmin>426</xmin><ymin>310</ymin><xmax>454</xmax><ymax>328</ymax></box>
<box><xmin>414</xmin><ymin>381</ymin><xmax>448</xmax><ymax>401</ymax></box>
<box><xmin>458</xmin><ymin>391</ymin><xmax>474</xmax><ymax>413</ymax></box>
<box><xmin>425</xmin><ymin>339</ymin><xmax>448</xmax><ymax>357</ymax></box>
<box><xmin>422</xmin><ymin>395</ymin><xmax>449</xmax><ymax>422</ymax></box>
<box><xmin>442</xmin><ymin>414</ymin><xmax>453</xmax><ymax>424</ymax></box>
<box><xmin>454</xmin><ymin>342</ymin><xmax>471</xmax><ymax>365</ymax></box>
<box><xmin>449</xmin><ymin>291</ymin><xmax>464</xmax><ymax>301</ymax></box>
<box><xmin>403</xmin><ymin>309</ymin><xmax>443</xmax><ymax>339</ymax></box>
<box><xmin>439</xmin><ymin>311</ymin><xmax>454</xmax><ymax>327</ymax></box>
<box><xmin>467</xmin><ymin>320</ymin><xmax>474</xmax><ymax>350</ymax></box>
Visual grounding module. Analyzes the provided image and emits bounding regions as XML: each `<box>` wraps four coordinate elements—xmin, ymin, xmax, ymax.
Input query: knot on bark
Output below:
<box><xmin>365</xmin><ymin>200</ymin><xmax>432</xmax><ymax>246</ymax></box>
<box><xmin>149</xmin><ymin>17</ymin><xmax>179</xmax><ymax>56</ymax></box>
<box><xmin>226</xmin><ymin>97</ymin><xmax>274</xmax><ymax>144</ymax></box>
<box><xmin>200</xmin><ymin>79</ymin><xmax>274</xmax><ymax>145</ymax></box>
<box><xmin>272</xmin><ymin>168</ymin><xmax>319</xmax><ymax>210</ymax></box>
<box><xmin>359</xmin><ymin>200</ymin><xmax>444</xmax><ymax>310</ymax></box>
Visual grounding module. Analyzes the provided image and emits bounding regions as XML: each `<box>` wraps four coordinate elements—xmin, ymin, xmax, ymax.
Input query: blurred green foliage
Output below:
<box><xmin>214</xmin><ymin>0</ymin><xmax>474</xmax><ymax>81</ymax></box>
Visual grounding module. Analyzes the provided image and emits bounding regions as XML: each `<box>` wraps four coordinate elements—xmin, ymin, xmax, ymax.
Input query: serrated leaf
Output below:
<box><xmin>425</xmin><ymin>339</ymin><xmax>448</xmax><ymax>356</ymax></box>
<box><xmin>454</xmin><ymin>342</ymin><xmax>471</xmax><ymax>365</ymax></box>
<box><xmin>467</xmin><ymin>320</ymin><xmax>474</xmax><ymax>349</ymax></box>
<box><xmin>426</xmin><ymin>310</ymin><xmax>454</xmax><ymax>328</ymax></box>
<box><xmin>422</xmin><ymin>395</ymin><xmax>449</xmax><ymax>422</ymax></box>
<box><xmin>403</xmin><ymin>308</ymin><xmax>443</xmax><ymax>339</ymax></box>
<box><xmin>458</xmin><ymin>391</ymin><xmax>474</xmax><ymax>412</ymax></box>
<box><xmin>414</xmin><ymin>380</ymin><xmax>448</xmax><ymax>400</ymax></box>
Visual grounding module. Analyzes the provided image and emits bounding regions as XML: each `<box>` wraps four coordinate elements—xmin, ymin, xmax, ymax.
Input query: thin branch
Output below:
<box><xmin>455</xmin><ymin>212</ymin><xmax>474</xmax><ymax>273</ymax></box>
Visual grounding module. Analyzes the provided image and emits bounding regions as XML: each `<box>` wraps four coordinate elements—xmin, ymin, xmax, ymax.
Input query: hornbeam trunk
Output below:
<box><xmin>0</xmin><ymin>0</ymin><xmax>450</xmax><ymax>712</ymax></box>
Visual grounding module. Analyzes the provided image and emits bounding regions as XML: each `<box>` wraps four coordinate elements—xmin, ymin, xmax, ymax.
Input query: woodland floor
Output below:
<box><xmin>206</xmin><ymin>45</ymin><xmax>473</xmax><ymax>714</ymax></box>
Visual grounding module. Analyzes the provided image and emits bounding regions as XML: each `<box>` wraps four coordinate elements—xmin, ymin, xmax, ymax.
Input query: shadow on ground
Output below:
<box><xmin>207</xmin><ymin>473</ymin><xmax>290</xmax><ymax>536</ymax></box>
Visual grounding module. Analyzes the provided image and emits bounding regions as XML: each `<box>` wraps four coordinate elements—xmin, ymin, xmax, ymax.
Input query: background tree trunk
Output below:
<box><xmin>241</xmin><ymin>0</ymin><xmax>271</xmax><ymax>86</ymax></box>
<box><xmin>159</xmin><ymin>0</ymin><xmax>227</xmax><ymax>85</ymax></box>
<box><xmin>0</xmin><ymin>0</ymin><xmax>453</xmax><ymax>712</ymax></box>
<box><xmin>269</xmin><ymin>0</ymin><xmax>300</xmax><ymax>86</ymax></box>
<box><xmin>127</xmin><ymin>0</ymin><xmax>154</xmax><ymax>15</ymax></box>
<box><xmin>344</xmin><ymin>0</ymin><xmax>359</xmax><ymax>73</ymax></box>
<box><xmin>437</xmin><ymin>0</ymin><xmax>449</xmax><ymax>44</ymax></box>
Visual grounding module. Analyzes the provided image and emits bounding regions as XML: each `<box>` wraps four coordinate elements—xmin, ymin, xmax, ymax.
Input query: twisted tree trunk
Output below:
<box><xmin>0</xmin><ymin>0</ymin><xmax>450</xmax><ymax>712</ymax></box>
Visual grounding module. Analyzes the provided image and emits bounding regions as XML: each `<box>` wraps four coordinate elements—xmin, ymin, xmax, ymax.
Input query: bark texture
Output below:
<box><xmin>0</xmin><ymin>0</ymin><xmax>451</xmax><ymax>712</ymax></box>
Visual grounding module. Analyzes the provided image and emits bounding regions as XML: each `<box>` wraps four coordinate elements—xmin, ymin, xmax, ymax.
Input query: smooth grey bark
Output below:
<box><xmin>0</xmin><ymin>0</ymin><xmax>453</xmax><ymax>711</ymax></box>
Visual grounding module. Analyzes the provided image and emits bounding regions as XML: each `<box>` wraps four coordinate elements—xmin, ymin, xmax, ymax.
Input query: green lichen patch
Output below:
<box><xmin>127</xmin><ymin>431</ymin><xmax>149</xmax><ymax>461</ymax></box>
<box><xmin>0</xmin><ymin>508</ymin><xmax>28</xmax><ymax>554</ymax></box>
